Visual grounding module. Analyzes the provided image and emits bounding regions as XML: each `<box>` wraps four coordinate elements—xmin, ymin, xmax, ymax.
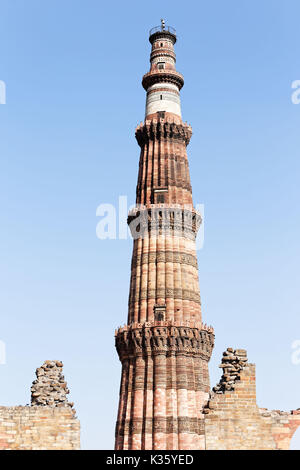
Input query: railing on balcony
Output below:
<box><xmin>149</xmin><ymin>25</ymin><xmax>176</xmax><ymax>37</ymax></box>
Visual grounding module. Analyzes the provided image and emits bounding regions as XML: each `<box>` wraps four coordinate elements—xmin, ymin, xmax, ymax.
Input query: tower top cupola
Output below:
<box><xmin>149</xmin><ymin>19</ymin><xmax>177</xmax><ymax>45</ymax></box>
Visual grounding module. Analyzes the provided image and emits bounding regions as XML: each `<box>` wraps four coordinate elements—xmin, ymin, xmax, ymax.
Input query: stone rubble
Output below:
<box><xmin>212</xmin><ymin>348</ymin><xmax>248</xmax><ymax>393</ymax></box>
<box><xmin>31</xmin><ymin>360</ymin><xmax>73</xmax><ymax>407</ymax></box>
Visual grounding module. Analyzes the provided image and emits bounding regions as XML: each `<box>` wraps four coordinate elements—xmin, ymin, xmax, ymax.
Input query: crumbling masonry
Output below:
<box><xmin>0</xmin><ymin>361</ymin><xmax>80</xmax><ymax>450</ymax></box>
<box><xmin>204</xmin><ymin>349</ymin><xmax>300</xmax><ymax>450</ymax></box>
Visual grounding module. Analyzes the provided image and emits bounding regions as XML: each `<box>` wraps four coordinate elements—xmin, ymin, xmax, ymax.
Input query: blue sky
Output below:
<box><xmin>0</xmin><ymin>0</ymin><xmax>299</xmax><ymax>449</ymax></box>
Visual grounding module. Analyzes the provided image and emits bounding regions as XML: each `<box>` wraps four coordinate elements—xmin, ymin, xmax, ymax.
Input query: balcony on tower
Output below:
<box><xmin>149</xmin><ymin>23</ymin><xmax>177</xmax><ymax>44</ymax></box>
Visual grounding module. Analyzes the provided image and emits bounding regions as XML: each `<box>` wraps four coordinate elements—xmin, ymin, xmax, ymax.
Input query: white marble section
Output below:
<box><xmin>145</xmin><ymin>83</ymin><xmax>181</xmax><ymax>117</ymax></box>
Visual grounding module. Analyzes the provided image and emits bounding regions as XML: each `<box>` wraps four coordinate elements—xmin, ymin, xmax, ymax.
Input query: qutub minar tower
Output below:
<box><xmin>114</xmin><ymin>21</ymin><xmax>300</xmax><ymax>451</ymax></box>
<box><xmin>114</xmin><ymin>20</ymin><xmax>214</xmax><ymax>451</ymax></box>
<box><xmin>0</xmin><ymin>21</ymin><xmax>298</xmax><ymax>453</ymax></box>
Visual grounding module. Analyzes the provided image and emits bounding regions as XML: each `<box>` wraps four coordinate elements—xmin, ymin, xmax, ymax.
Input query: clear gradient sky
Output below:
<box><xmin>0</xmin><ymin>0</ymin><xmax>299</xmax><ymax>449</ymax></box>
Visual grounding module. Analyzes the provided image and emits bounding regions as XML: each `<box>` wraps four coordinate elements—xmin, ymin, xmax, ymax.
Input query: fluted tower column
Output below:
<box><xmin>115</xmin><ymin>21</ymin><xmax>214</xmax><ymax>450</ymax></box>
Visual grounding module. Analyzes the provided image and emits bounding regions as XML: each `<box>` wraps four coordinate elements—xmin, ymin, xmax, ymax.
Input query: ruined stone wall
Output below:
<box><xmin>0</xmin><ymin>361</ymin><xmax>80</xmax><ymax>450</ymax></box>
<box><xmin>0</xmin><ymin>406</ymin><xmax>80</xmax><ymax>450</ymax></box>
<box><xmin>204</xmin><ymin>349</ymin><xmax>300</xmax><ymax>450</ymax></box>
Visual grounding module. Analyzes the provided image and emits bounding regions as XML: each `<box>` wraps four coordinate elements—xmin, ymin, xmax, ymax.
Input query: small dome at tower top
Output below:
<box><xmin>149</xmin><ymin>20</ymin><xmax>177</xmax><ymax>45</ymax></box>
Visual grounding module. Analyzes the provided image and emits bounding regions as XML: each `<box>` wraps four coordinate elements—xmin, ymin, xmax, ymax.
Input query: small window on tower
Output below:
<box><xmin>160</xmin><ymin>42</ymin><xmax>163</xmax><ymax>47</ymax></box>
<box><xmin>153</xmin><ymin>187</ymin><xmax>168</xmax><ymax>204</ymax></box>
<box><xmin>154</xmin><ymin>305</ymin><xmax>166</xmax><ymax>322</ymax></box>
<box><xmin>158</xmin><ymin>62</ymin><xmax>165</xmax><ymax>70</ymax></box>
<box><xmin>160</xmin><ymin>95</ymin><xmax>162</xmax><ymax>100</ymax></box>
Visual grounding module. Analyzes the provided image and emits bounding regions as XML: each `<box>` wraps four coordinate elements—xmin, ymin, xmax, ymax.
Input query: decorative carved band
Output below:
<box><xmin>135</xmin><ymin>120</ymin><xmax>192</xmax><ymax>147</ymax></box>
<box><xmin>116</xmin><ymin>320</ymin><xmax>214</xmax><ymax>333</ymax></box>
<box><xmin>136</xmin><ymin>183</ymin><xmax>193</xmax><ymax>201</ymax></box>
<box><xmin>125</xmin><ymin>372</ymin><xmax>209</xmax><ymax>392</ymax></box>
<box><xmin>128</xmin><ymin>288</ymin><xmax>201</xmax><ymax>305</ymax></box>
<box><xmin>131</xmin><ymin>251</ymin><xmax>198</xmax><ymax>270</ymax></box>
<box><xmin>142</xmin><ymin>71</ymin><xmax>184</xmax><ymax>91</ymax></box>
<box><xmin>116</xmin><ymin>416</ymin><xmax>204</xmax><ymax>436</ymax></box>
<box><xmin>115</xmin><ymin>324</ymin><xmax>214</xmax><ymax>362</ymax></box>
<box><xmin>150</xmin><ymin>51</ymin><xmax>176</xmax><ymax>62</ymax></box>
<box><xmin>127</xmin><ymin>206</ymin><xmax>201</xmax><ymax>240</ymax></box>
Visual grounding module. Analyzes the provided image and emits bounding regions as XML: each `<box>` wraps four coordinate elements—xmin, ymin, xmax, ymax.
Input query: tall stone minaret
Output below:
<box><xmin>114</xmin><ymin>21</ymin><xmax>214</xmax><ymax>451</ymax></box>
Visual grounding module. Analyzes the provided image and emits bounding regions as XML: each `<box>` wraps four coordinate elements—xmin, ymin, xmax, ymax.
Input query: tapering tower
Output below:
<box><xmin>115</xmin><ymin>21</ymin><xmax>214</xmax><ymax>450</ymax></box>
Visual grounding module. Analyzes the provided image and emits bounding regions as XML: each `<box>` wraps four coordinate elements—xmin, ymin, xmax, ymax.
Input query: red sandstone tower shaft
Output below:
<box><xmin>115</xmin><ymin>22</ymin><xmax>214</xmax><ymax>450</ymax></box>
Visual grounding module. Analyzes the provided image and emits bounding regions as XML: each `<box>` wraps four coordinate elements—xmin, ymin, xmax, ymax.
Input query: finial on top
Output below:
<box><xmin>161</xmin><ymin>18</ymin><xmax>165</xmax><ymax>30</ymax></box>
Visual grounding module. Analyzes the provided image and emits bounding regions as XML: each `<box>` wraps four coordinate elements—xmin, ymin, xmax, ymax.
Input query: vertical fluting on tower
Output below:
<box><xmin>115</xmin><ymin>22</ymin><xmax>214</xmax><ymax>450</ymax></box>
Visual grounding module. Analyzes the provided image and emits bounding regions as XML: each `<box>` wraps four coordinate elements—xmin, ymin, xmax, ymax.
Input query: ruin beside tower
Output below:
<box><xmin>0</xmin><ymin>361</ymin><xmax>80</xmax><ymax>450</ymax></box>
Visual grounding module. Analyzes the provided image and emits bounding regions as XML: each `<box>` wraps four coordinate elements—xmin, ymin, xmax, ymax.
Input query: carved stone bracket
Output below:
<box><xmin>142</xmin><ymin>70</ymin><xmax>184</xmax><ymax>92</ymax></box>
<box><xmin>127</xmin><ymin>206</ymin><xmax>202</xmax><ymax>239</ymax></box>
<box><xmin>136</xmin><ymin>119</ymin><xmax>192</xmax><ymax>147</ymax></box>
<box><xmin>115</xmin><ymin>324</ymin><xmax>214</xmax><ymax>362</ymax></box>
